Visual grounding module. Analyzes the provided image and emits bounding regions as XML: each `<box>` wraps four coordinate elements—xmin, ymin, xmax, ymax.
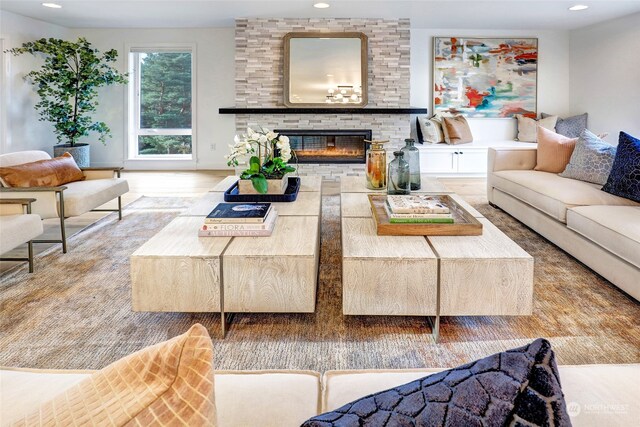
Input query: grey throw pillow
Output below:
<box><xmin>542</xmin><ymin>112</ymin><xmax>588</xmax><ymax>138</ymax></box>
<box><xmin>559</xmin><ymin>129</ymin><xmax>617</xmax><ymax>185</ymax></box>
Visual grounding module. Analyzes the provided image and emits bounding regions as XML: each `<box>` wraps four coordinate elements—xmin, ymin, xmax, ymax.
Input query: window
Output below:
<box><xmin>129</xmin><ymin>46</ymin><xmax>194</xmax><ymax>159</ymax></box>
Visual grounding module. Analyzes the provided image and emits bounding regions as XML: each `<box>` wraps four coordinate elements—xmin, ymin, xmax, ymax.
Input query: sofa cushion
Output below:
<box><xmin>491</xmin><ymin>170</ymin><xmax>638</xmax><ymax>222</ymax></box>
<box><xmin>0</xmin><ymin>152</ymin><xmax>85</xmax><ymax>188</ymax></box>
<box><xmin>534</xmin><ymin>126</ymin><xmax>577</xmax><ymax>173</ymax></box>
<box><xmin>323</xmin><ymin>364</ymin><xmax>640</xmax><ymax>427</ymax></box>
<box><xmin>516</xmin><ymin>114</ymin><xmax>557</xmax><ymax>142</ymax></box>
<box><xmin>0</xmin><ymin>368</ymin><xmax>320</xmax><ymax>427</ymax></box>
<box><xmin>602</xmin><ymin>131</ymin><xmax>640</xmax><ymax>203</ymax></box>
<box><xmin>560</xmin><ymin>130</ymin><xmax>617</xmax><ymax>185</ymax></box>
<box><xmin>541</xmin><ymin>112</ymin><xmax>588</xmax><ymax>138</ymax></box>
<box><xmin>0</xmin><ymin>214</ymin><xmax>43</xmax><ymax>254</ymax></box>
<box><xmin>567</xmin><ymin>205</ymin><xmax>640</xmax><ymax>267</ymax></box>
<box><xmin>14</xmin><ymin>323</ymin><xmax>216</xmax><ymax>426</ymax></box>
<box><xmin>61</xmin><ymin>178</ymin><xmax>129</xmax><ymax>217</ymax></box>
<box><xmin>305</xmin><ymin>339</ymin><xmax>570</xmax><ymax>427</ymax></box>
<box><xmin>215</xmin><ymin>370</ymin><xmax>321</xmax><ymax>426</ymax></box>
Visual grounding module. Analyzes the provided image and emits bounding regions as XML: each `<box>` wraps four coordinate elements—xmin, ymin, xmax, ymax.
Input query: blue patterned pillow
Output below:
<box><xmin>602</xmin><ymin>132</ymin><xmax>640</xmax><ymax>202</ymax></box>
<box><xmin>542</xmin><ymin>112</ymin><xmax>588</xmax><ymax>138</ymax></box>
<box><xmin>559</xmin><ymin>129</ymin><xmax>616</xmax><ymax>185</ymax></box>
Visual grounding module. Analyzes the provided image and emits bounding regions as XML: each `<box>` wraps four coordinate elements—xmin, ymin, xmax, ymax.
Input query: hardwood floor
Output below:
<box><xmin>0</xmin><ymin>171</ymin><xmax>486</xmax><ymax>273</ymax></box>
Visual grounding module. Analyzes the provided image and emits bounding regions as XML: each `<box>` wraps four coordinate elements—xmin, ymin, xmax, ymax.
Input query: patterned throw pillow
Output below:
<box><xmin>516</xmin><ymin>115</ymin><xmax>557</xmax><ymax>142</ymax></box>
<box><xmin>303</xmin><ymin>339</ymin><xmax>570</xmax><ymax>427</ymax></box>
<box><xmin>542</xmin><ymin>112</ymin><xmax>588</xmax><ymax>138</ymax></box>
<box><xmin>602</xmin><ymin>132</ymin><xmax>640</xmax><ymax>202</ymax></box>
<box><xmin>560</xmin><ymin>129</ymin><xmax>617</xmax><ymax>185</ymax></box>
<box><xmin>17</xmin><ymin>324</ymin><xmax>216</xmax><ymax>426</ymax></box>
<box><xmin>416</xmin><ymin>116</ymin><xmax>444</xmax><ymax>144</ymax></box>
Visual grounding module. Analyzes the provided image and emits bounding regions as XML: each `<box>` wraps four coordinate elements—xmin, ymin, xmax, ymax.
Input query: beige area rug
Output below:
<box><xmin>1</xmin><ymin>195</ymin><xmax>638</xmax><ymax>371</ymax></box>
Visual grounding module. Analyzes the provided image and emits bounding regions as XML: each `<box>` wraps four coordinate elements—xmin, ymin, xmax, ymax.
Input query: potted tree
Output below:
<box><xmin>8</xmin><ymin>38</ymin><xmax>127</xmax><ymax>167</ymax></box>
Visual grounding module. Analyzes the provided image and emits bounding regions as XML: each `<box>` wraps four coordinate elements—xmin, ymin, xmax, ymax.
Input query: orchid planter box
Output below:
<box><xmin>237</xmin><ymin>175</ymin><xmax>289</xmax><ymax>195</ymax></box>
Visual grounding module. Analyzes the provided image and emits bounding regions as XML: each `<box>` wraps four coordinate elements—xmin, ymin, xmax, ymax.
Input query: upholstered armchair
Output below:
<box><xmin>0</xmin><ymin>151</ymin><xmax>129</xmax><ymax>253</ymax></box>
<box><xmin>0</xmin><ymin>198</ymin><xmax>43</xmax><ymax>272</ymax></box>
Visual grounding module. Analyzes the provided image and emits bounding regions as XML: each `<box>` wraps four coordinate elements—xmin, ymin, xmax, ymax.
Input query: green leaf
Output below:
<box><xmin>249</xmin><ymin>156</ymin><xmax>261</xmax><ymax>173</ymax></box>
<box><xmin>251</xmin><ymin>175</ymin><xmax>268</xmax><ymax>194</ymax></box>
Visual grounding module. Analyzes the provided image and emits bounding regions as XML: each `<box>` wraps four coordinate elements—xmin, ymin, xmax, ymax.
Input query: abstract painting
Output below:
<box><xmin>433</xmin><ymin>37</ymin><xmax>538</xmax><ymax>118</ymax></box>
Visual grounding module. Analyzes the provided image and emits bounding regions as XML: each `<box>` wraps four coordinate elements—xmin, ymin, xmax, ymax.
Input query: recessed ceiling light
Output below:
<box><xmin>326</xmin><ymin>74</ymin><xmax>333</xmax><ymax>77</ymax></box>
<box><xmin>569</xmin><ymin>4</ymin><xmax>589</xmax><ymax>11</ymax></box>
<box><xmin>42</xmin><ymin>2</ymin><xmax>62</xmax><ymax>8</ymax></box>
<box><xmin>314</xmin><ymin>2</ymin><xmax>330</xmax><ymax>9</ymax></box>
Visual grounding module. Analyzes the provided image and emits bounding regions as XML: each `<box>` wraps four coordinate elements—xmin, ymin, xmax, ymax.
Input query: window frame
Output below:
<box><xmin>126</xmin><ymin>43</ymin><xmax>197</xmax><ymax>163</ymax></box>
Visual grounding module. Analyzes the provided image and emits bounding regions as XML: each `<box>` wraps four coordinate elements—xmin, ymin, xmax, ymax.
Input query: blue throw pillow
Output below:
<box><xmin>559</xmin><ymin>129</ymin><xmax>617</xmax><ymax>185</ymax></box>
<box><xmin>602</xmin><ymin>132</ymin><xmax>640</xmax><ymax>202</ymax></box>
<box><xmin>542</xmin><ymin>112</ymin><xmax>588</xmax><ymax>138</ymax></box>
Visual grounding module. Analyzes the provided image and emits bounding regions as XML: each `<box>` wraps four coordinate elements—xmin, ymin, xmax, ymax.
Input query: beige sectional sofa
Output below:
<box><xmin>1</xmin><ymin>364</ymin><xmax>638</xmax><ymax>426</ymax></box>
<box><xmin>488</xmin><ymin>147</ymin><xmax>640</xmax><ymax>301</ymax></box>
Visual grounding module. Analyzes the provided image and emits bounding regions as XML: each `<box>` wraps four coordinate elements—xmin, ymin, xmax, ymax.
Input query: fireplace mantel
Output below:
<box><xmin>219</xmin><ymin>107</ymin><xmax>428</xmax><ymax>115</ymax></box>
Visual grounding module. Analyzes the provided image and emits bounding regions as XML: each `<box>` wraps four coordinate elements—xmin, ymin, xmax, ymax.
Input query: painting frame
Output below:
<box><xmin>432</xmin><ymin>36</ymin><xmax>539</xmax><ymax>119</ymax></box>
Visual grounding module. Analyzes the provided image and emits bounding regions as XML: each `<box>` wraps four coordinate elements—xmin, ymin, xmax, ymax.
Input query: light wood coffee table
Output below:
<box><xmin>340</xmin><ymin>175</ymin><xmax>533</xmax><ymax>342</ymax></box>
<box><xmin>131</xmin><ymin>176</ymin><xmax>322</xmax><ymax>336</ymax></box>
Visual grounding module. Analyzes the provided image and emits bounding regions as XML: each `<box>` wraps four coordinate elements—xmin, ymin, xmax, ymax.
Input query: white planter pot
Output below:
<box><xmin>237</xmin><ymin>176</ymin><xmax>289</xmax><ymax>195</ymax></box>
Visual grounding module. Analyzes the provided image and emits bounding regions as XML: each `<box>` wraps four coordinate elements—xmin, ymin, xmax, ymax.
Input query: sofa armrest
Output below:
<box><xmin>0</xmin><ymin>187</ymin><xmax>65</xmax><ymax>219</ymax></box>
<box><xmin>0</xmin><ymin>198</ymin><xmax>36</xmax><ymax>215</ymax></box>
<box><xmin>81</xmin><ymin>167</ymin><xmax>122</xmax><ymax>180</ymax></box>
<box><xmin>488</xmin><ymin>147</ymin><xmax>537</xmax><ymax>173</ymax></box>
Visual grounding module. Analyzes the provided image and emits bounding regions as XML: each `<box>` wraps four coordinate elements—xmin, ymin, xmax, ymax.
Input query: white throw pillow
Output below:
<box><xmin>417</xmin><ymin>116</ymin><xmax>444</xmax><ymax>144</ymax></box>
<box><xmin>516</xmin><ymin>115</ymin><xmax>558</xmax><ymax>142</ymax></box>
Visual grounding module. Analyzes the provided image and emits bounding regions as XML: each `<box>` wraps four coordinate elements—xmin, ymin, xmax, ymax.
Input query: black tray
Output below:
<box><xmin>224</xmin><ymin>177</ymin><xmax>301</xmax><ymax>202</ymax></box>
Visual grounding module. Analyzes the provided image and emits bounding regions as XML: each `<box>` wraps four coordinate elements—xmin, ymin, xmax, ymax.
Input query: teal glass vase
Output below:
<box><xmin>401</xmin><ymin>138</ymin><xmax>421</xmax><ymax>190</ymax></box>
<box><xmin>387</xmin><ymin>151</ymin><xmax>410</xmax><ymax>195</ymax></box>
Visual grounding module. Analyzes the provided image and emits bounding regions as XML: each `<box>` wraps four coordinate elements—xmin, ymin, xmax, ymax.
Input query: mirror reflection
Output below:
<box><xmin>285</xmin><ymin>33</ymin><xmax>367</xmax><ymax>107</ymax></box>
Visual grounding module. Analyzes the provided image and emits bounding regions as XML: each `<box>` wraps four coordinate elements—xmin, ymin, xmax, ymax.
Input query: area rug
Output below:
<box><xmin>0</xmin><ymin>195</ymin><xmax>638</xmax><ymax>371</ymax></box>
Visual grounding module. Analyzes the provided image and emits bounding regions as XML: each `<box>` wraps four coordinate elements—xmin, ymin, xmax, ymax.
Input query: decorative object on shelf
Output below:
<box><xmin>8</xmin><ymin>38</ymin><xmax>128</xmax><ymax>167</ymax></box>
<box><xmin>365</xmin><ymin>139</ymin><xmax>388</xmax><ymax>190</ymax></box>
<box><xmin>387</xmin><ymin>151</ymin><xmax>410</xmax><ymax>195</ymax></box>
<box><xmin>433</xmin><ymin>37</ymin><xmax>538</xmax><ymax>118</ymax></box>
<box><xmin>401</xmin><ymin>138</ymin><xmax>421</xmax><ymax>190</ymax></box>
<box><xmin>226</xmin><ymin>127</ymin><xmax>296</xmax><ymax>194</ymax></box>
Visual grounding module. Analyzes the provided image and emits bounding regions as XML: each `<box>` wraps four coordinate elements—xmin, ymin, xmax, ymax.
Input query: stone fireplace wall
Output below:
<box><xmin>234</xmin><ymin>18</ymin><xmax>411</xmax><ymax>179</ymax></box>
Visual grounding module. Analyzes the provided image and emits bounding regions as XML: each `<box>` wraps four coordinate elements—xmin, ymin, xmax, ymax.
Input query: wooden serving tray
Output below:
<box><xmin>368</xmin><ymin>194</ymin><xmax>483</xmax><ymax>236</ymax></box>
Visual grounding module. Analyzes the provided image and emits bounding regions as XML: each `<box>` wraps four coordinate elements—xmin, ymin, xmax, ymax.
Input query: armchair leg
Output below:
<box><xmin>28</xmin><ymin>241</ymin><xmax>34</xmax><ymax>273</ymax></box>
<box><xmin>60</xmin><ymin>216</ymin><xmax>67</xmax><ymax>254</ymax></box>
<box><xmin>118</xmin><ymin>196</ymin><xmax>122</xmax><ymax>220</ymax></box>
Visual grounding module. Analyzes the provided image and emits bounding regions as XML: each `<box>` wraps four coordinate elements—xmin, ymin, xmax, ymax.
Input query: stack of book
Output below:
<box><xmin>385</xmin><ymin>195</ymin><xmax>454</xmax><ymax>224</ymax></box>
<box><xmin>199</xmin><ymin>202</ymin><xmax>278</xmax><ymax>237</ymax></box>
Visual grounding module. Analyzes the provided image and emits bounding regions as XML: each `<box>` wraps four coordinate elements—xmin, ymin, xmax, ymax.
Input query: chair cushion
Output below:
<box><xmin>0</xmin><ymin>214</ymin><xmax>43</xmax><ymax>254</ymax></box>
<box><xmin>560</xmin><ymin>130</ymin><xmax>617</xmax><ymax>185</ymax></box>
<box><xmin>602</xmin><ymin>131</ymin><xmax>640</xmax><ymax>203</ymax></box>
<box><xmin>0</xmin><ymin>153</ymin><xmax>85</xmax><ymax>188</ymax></box>
<box><xmin>567</xmin><ymin>205</ymin><xmax>640</xmax><ymax>267</ymax></box>
<box><xmin>61</xmin><ymin>178</ymin><xmax>129</xmax><ymax>217</ymax></box>
<box><xmin>491</xmin><ymin>170</ymin><xmax>638</xmax><ymax>222</ymax></box>
<box><xmin>14</xmin><ymin>324</ymin><xmax>216</xmax><ymax>426</ymax></box>
<box><xmin>0</xmin><ymin>151</ymin><xmax>51</xmax><ymax>168</ymax></box>
<box><xmin>323</xmin><ymin>364</ymin><xmax>640</xmax><ymax>427</ymax></box>
<box><xmin>215</xmin><ymin>370</ymin><xmax>321</xmax><ymax>426</ymax></box>
<box><xmin>534</xmin><ymin>126</ymin><xmax>578</xmax><ymax>173</ymax></box>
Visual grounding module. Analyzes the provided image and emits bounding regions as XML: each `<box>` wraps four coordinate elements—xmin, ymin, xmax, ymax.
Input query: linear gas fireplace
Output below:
<box><xmin>275</xmin><ymin>129</ymin><xmax>372</xmax><ymax>164</ymax></box>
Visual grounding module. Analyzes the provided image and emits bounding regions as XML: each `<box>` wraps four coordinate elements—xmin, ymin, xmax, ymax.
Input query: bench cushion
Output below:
<box><xmin>567</xmin><ymin>206</ymin><xmax>640</xmax><ymax>268</ymax></box>
<box><xmin>491</xmin><ymin>170</ymin><xmax>638</xmax><ymax>222</ymax></box>
<box><xmin>61</xmin><ymin>178</ymin><xmax>129</xmax><ymax>217</ymax></box>
<box><xmin>0</xmin><ymin>214</ymin><xmax>43</xmax><ymax>254</ymax></box>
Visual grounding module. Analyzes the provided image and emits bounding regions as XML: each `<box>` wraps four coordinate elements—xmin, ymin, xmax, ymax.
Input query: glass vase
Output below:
<box><xmin>401</xmin><ymin>138</ymin><xmax>421</xmax><ymax>190</ymax></box>
<box><xmin>387</xmin><ymin>151</ymin><xmax>410</xmax><ymax>195</ymax></box>
<box><xmin>366</xmin><ymin>140</ymin><xmax>387</xmax><ymax>190</ymax></box>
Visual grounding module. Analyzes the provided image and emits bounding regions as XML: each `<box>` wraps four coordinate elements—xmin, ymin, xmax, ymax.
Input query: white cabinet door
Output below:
<box><xmin>456</xmin><ymin>149</ymin><xmax>487</xmax><ymax>173</ymax></box>
<box><xmin>421</xmin><ymin>151</ymin><xmax>456</xmax><ymax>173</ymax></box>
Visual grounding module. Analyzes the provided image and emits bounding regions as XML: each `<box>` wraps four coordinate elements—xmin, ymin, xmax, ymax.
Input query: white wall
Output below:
<box><xmin>570</xmin><ymin>12</ymin><xmax>640</xmax><ymax>142</ymax></box>
<box><xmin>0</xmin><ymin>10</ymin><xmax>71</xmax><ymax>154</ymax></box>
<box><xmin>410</xmin><ymin>28</ymin><xmax>571</xmax><ymax>141</ymax></box>
<box><xmin>71</xmin><ymin>27</ymin><xmax>236</xmax><ymax>168</ymax></box>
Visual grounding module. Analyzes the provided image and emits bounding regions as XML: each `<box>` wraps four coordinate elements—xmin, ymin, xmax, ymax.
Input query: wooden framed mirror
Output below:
<box><xmin>284</xmin><ymin>32</ymin><xmax>368</xmax><ymax>108</ymax></box>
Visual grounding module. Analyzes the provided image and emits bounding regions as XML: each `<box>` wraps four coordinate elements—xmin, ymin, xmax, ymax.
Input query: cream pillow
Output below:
<box><xmin>16</xmin><ymin>324</ymin><xmax>216</xmax><ymax>426</ymax></box>
<box><xmin>516</xmin><ymin>115</ymin><xmax>558</xmax><ymax>142</ymax></box>
<box><xmin>534</xmin><ymin>126</ymin><xmax>578</xmax><ymax>173</ymax></box>
<box><xmin>417</xmin><ymin>116</ymin><xmax>444</xmax><ymax>143</ymax></box>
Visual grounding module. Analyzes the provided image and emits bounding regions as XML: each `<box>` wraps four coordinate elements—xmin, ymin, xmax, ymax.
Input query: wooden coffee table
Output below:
<box><xmin>340</xmin><ymin>175</ymin><xmax>533</xmax><ymax>342</ymax></box>
<box><xmin>131</xmin><ymin>176</ymin><xmax>322</xmax><ymax>336</ymax></box>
